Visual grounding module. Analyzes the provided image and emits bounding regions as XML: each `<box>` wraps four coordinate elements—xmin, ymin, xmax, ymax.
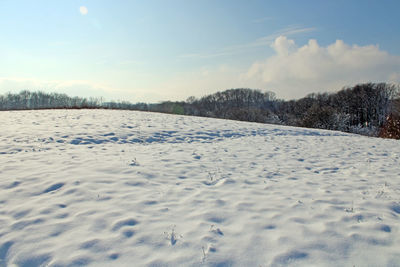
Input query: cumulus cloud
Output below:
<box><xmin>244</xmin><ymin>36</ymin><xmax>400</xmax><ymax>99</ymax></box>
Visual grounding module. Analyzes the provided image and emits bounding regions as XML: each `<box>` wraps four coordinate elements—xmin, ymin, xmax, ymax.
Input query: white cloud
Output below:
<box><xmin>79</xmin><ymin>6</ymin><xmax>88</xmax><ymax>15</ymax></box>
<box><xmin>244</xmin><ymin>36</ymin><xmax>400</xmax><ymax>99</ymax></box>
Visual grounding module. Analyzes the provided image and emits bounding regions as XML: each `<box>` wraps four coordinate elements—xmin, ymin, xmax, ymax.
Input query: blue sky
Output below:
<box><xmin>0</xmin><ymin>0</ymin><xmax>399</xmax><ymax>102</ymax></box>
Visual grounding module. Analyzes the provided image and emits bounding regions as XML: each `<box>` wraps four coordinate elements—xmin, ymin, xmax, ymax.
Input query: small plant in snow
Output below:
<box><xmin>345</xmin><ymin>201</ymin><xmax>354</xmax><ymax>213</ymax></box>
<box><xmin>204</xmin><ymin>168</ymin><xmax>224</xmax><ymax>186</ymax></box>
<box><xmin>129</xmin><ymin>157</ymin><xmax>139</xmax><ymax>166</ymax></box>
<box><xmin>201</xmin><ymin>246</ymin><xmax>207</xmax><ymax>262</ymax></box>
<box><xmin>376</xmin><ymin>182</ymin><xmax>389</xmax><ymax>199</ymax></box>
<box><xmin>207</xmin><ymin>167</ymin><xmax>221</xmax><ymax>182</ymax></box>
<box><xmin>164</xmin><ymin>225</ymin><xmax>182</xmax><ymax>246</ymax></box>
<box><xmin>208</xmin><ymin>171</ymin><xmax>216</xmax><ymax>181</ymax></box>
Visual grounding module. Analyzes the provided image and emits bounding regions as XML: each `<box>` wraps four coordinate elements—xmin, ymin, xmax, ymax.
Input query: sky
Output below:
<box><xmin>0</xmin><ymin>0</ymin><xmax>400</xmax><ymax>102</ymax></box>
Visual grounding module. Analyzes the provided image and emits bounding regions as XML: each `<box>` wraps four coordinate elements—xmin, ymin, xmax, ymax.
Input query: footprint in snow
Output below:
<box><xmin>112</xmin><ymin>218</ymin><xmax>139</xmax><ymax>231</ymax></box>
<box><xmin>202</xmin><ymin>226</ymin><xmax>223</xmax><ymax>262</ymax></box>
<box><xmin>202</xmin><ymin>244</ymin><xmax>217</xmax><ymax>263</ymax></box>
<box><xmin>42</xmin><ymin>183</ymin><xmax>65</xmax><ymax>194</ymax></box>
<box><xmin>210</xmin><ymin>225</ymin><xmax>224</xmax><ymax>236</ymax></box>
<box><xmin>5</xmin><ymin>181</ymin><xmax>21</xmax><ymax>189</ymax></box>
<box><xmin>390</xmin><ymin>203</ymin><xmax>400</xmax><ymax>214</ymax></box>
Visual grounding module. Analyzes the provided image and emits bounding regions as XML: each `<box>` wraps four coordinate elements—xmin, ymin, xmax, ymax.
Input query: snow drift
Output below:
<box><xmin>0</xmin><ymin>109</ymin><xmax>399</xmax><ymax>266</ymax></box>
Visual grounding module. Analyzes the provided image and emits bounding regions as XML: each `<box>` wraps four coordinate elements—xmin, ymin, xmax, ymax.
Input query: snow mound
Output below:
<box><xmin>0</xmin><ymin>110</ymin><xmax>348</xmax><ymax>155</ymax></box>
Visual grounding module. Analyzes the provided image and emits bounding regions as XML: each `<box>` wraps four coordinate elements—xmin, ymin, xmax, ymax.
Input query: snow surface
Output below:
<box><xmin>1</xmin><ymin>109</ymin><xmax>400</xmax><ymax>267</ymax></box>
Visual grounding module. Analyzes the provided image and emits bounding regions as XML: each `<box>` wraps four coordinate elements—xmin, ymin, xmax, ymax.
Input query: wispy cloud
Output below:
<box><xmin>252</xmin><ymin>16</ymin><xmax>274</xmax><ymax>24</ymax></box>
<box><xmin>180</xmin><ymin>25</ymin><xmax>317</xmax><ymax>59</ymax></box>
<box><xmin>248</xmin><ymin>25</ymin><xmax>317</xmax><ymax>48</ymax></box>
<box><xmin>275</xmin><ymin>25</ymin><xmax>316</xmax><ymax>36</ymax></box>
<box><xmin>179</xmin><ymin>51</ymin><xmax>233</xmax><ymax>59</ymax></box>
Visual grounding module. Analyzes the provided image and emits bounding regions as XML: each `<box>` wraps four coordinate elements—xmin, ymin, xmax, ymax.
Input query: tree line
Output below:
<box><xmin>185</xmin><ymin>83</ymin><xmax>399</xmax><ymax>138</ymax></box>
<box><xmin>1</xmin><ymin>83</ymin><xmax>399</xmax><ymax>139</ymax></box>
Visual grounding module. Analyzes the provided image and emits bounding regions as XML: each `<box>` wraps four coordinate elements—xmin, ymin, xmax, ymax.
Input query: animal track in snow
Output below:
<box><xmin>111</xmin><ymin>218</ymin><xmax>139</xmax><ymax>232</ymax></box>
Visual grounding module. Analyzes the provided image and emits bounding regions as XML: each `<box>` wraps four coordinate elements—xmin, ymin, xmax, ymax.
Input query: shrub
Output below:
<box><xmin>379</xmin><ymin>114</ymin><xmax>400</xmax><ymax>139</ymax></box>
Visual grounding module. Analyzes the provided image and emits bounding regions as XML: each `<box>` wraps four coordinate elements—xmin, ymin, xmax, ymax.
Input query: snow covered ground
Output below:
<box><xmin>1</xmin><ymin>109</ymin><xmax>400</xmax><ymax>267</ymax></box>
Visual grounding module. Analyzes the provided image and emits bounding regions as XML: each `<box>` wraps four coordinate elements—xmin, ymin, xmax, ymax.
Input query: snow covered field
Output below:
<box><xmin>1</xmin><ymin>109</ymin><xmax>400</xmax><ymax>267</ymax></box>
